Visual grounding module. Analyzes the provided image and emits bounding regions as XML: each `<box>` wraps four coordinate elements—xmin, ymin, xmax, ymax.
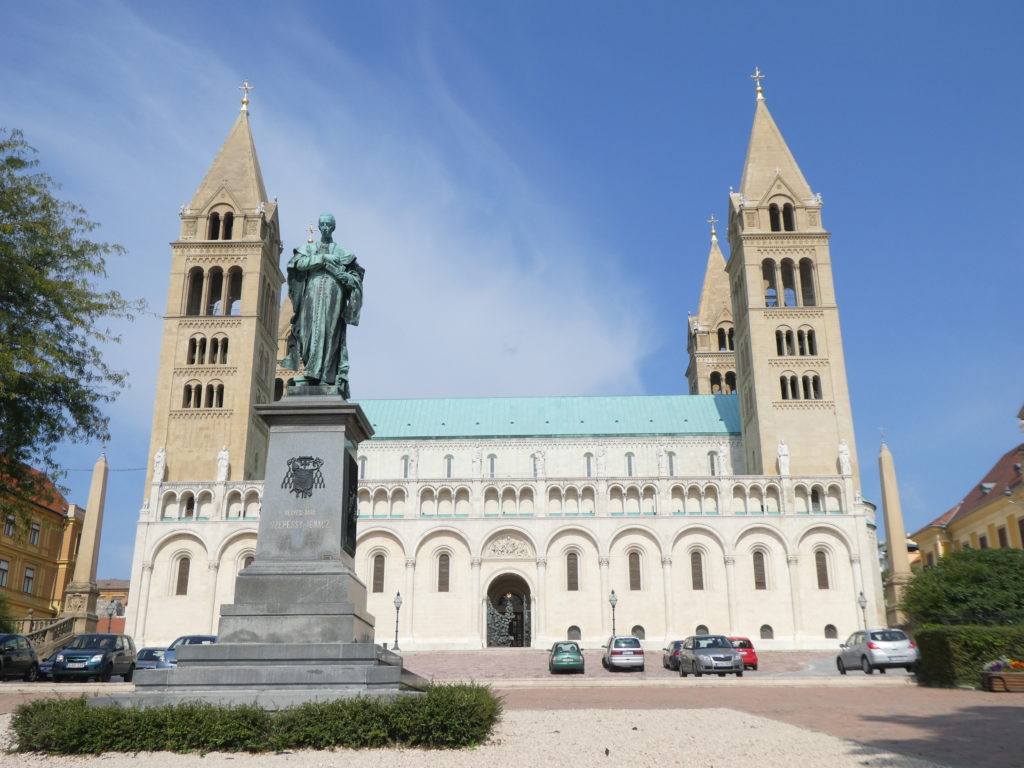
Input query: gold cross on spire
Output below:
<box><xmin>306</xmin><ymin>224</ymin><xmax>316</xmax><ymax>243</ymax></box>
<box><xmin>750</xmin><ymin>67</ymin><xmax>765</xmax><ymax>101</ymax></box>
<box><xmin>706</xmin><ymin>214</ymin><xmax>719</xmax><ymax>236</ymax></box>
<box><xmin>239</xmin><ymin>80</ymin><xmax>254</xmax><ymax>111</ymax></box>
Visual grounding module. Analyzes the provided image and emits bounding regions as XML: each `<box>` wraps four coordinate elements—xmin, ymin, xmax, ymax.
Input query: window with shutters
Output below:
<box><xmin>437</xmin><ymin>553</ymin><xmax>450</xmax><ymax>592</ymax></box>
<box><xmin>372</xmin><ymin>554</ymin><xmax>385</xmax><ymax>593</ymax></box>
<box><xmin>175</xmin><ymin>557</ymin><xmax>190</xmax><ymax>595</ymax></box>
<box><xmin>815</xmin><ymin>549</ymin><xmax>830</xmax><ymax>589</ymax></box>
<box><xmin>628</xmin><ymin>551</ymin><xmax>642</xmax><ymax>590</ymax></box>
<box><xmin>22</xmin><ymin>566</ymin><xmax>34</xmax><ymax>594</ymax></box>
<box><xmin>0</xmin><ymin>559</ymin><xmax>8</xmax><ymax>588</ymax></box>
<box><xmin>29</xmin><ymin>522</ymin><xmax>40</xmax><ymax>546</ymax></box>
<box><xmin>753</xmin><ymin>550</ymin><xmax>767</xmax><ymax>590</ymax></box>
<box><xmin>566</xmin><ymin>552</ymin><xmax>579</xmax><ymax>591</ymax></box>
<box><xmin>690</xmin><ymin>551</ymin><xmax>705</xmax><ymax>590</ymax></box>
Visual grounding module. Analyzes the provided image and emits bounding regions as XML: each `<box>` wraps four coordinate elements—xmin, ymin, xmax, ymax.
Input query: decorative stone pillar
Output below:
<box><xmin>207</xmin><ymin>562</ymin><xmax>221</xmax><ymax>634</ymax></box>
<box><xmin>135</xmin><ymin>562</ymin><xmax>153</xmax><ymax>643</ymax></box>
<box><xmin>404</xmin><ymin>558</ymin><xmax>417</xmax><ymax>646</ymax></box>
<box><xmin>723</xmin><ymin>555</ymin><xmax>737</xmax><ymax>634</ymax></box>
<box><xmin>661</xmin><ymin>556</ymin><xmax>673</xmax><ymax>640</ymax></box>
<box><xmin>64</xmin><ymin>454</ymin><xmax>108</xmax><ymax>634</ymax></box>
<box><xmin>786</xmin><ymin>555</ymin><xmax>802</xmax><ymax>640</ymax></box>
<box><xmin>470</xmin><ymin>557</ymin><xmax>482</xmax><ymax>647</ymax></box>
<box><xmin>535</xmin><ymin>557</ymin><xmax>547</xmax><ymax>643</ymax></box>
<box><xmin>599</xmin><ymin>556</ymin><xmax>610</xmax><ymax>637</ymax></box>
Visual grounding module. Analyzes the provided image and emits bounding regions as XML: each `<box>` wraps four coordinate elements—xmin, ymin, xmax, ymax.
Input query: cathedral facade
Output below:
<box><xmin>124</xmin><ymin>85</ymin><xmax>885</xmax><ymax>651</ymax></box>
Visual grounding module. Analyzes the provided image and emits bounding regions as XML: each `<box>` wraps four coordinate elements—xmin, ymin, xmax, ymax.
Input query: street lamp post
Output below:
<box><xmin>393</xmin><ymin>592</ymin><xmax>403</xmax><ymax>651</ymax></box>
<box><xmin>609</xmin><ymin>590</ymin><xmax>618</xmax><ymax>636</ymax></box>
<box><xmin>858</xmin><ymin>591</ymin><xmax>868</xmax><ymax>630</ymax></box>
<box><xmin>107</xmin><ymin>602</ymin><xmax>116</xmax><ymax>633</ymax></box>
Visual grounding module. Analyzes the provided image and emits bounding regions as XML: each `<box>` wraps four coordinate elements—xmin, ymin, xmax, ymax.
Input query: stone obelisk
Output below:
<box><xmin>879</xmin><ymin>441</ymin><xmax>912</xmax><ymax>626</ymax></box>
<box><xmin>63</xmin><ymin>454</ymin><xmax>108</xmax><ymax>634</ymax></box>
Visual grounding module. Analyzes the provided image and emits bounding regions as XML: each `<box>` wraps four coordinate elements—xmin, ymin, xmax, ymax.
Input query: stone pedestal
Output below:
<box><xmin>94</xmin><ymin>392</ymin><xmax>427</xmax><ymax>710</ymax></box>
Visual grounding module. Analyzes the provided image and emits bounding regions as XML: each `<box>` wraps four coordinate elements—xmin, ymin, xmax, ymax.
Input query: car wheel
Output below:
<box><xmin>53</xmin><ymin>675</ymin><xmax>63</xmax><ymax>683</ymax></box>
<box><xmin>752</xmin><ymin>665</ymin><xmax>757</xmax><ymax>671</ymax></box>
<box><xmin>24</xmin><ymin>664</ymin><xmax>38</xmax><ymax>682</ymax></box>
<box><xmin>861</xmin><ymin>656</ymin><xmax>873</xmax><ymax>675</ymax></box>
<box><xmin>602</xmin><ymin>657</ymin><xmax>608</xmax><ymax>669</ymax></box>
<box><xmin>123</xmin><ymin>664</ymin><xmax>135</xmax><ymax>683</ymax></box>
<box><xmin>718</xmin><ymin>672</ymin><xmax>726</xmax><ymax>677</ymax></box>
<box><xmin>638</xmin><ymin>665</ymin><xmax>644</xmax><ymax>673</ymax></box>
<box><xmin>837</xmin><ymin>657</ymin><xmax>847</xmax><ymax>675</ymax></box>
<box><xmin>679</xmin><ymin>663</ymin><xmax>687</xmax><ymax>677</ymax></box>
<box><xmin>905</xmin><ymin>665</ymin><xmax>914</xmax><ymax>673</ymax></box>
<box><xmin>693</xmin><ymin>662</ymin><xmax>702</xmax><ymax>678</ymax></box>
<box><xmin>100</xmin><ymin>664</ymin><xmax>113</xmax><ymax>683</ymax></box>
<box><xmin>737</xmin><ymin>671</ymin><xmax>743</xmax><ymax>677</ymax></box>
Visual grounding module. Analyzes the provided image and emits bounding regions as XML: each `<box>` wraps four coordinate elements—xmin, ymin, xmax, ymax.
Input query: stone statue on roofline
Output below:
<box><xmin>281</xmin><ymin>213</ymin><xmax>365</xmax><ymax>399</ymax></box>
<box><xmin>777</xmin><ymin>440</ymin><xmax>790</xmax><ymax>476</ymax></box>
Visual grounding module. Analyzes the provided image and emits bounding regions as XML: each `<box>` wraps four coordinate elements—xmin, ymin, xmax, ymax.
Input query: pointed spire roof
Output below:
<box><xmin>739</xmin><ymin>99</ymin><xmax>813</xmax><ymax>202</ymax></box>
<box><xmin>189</xmin><ymin>109</ymin><xmax>268</xmax><ymax>212</ymax></box>
<box><xmin>694</xmin><ymin>227</ymin><xmax>731</xmax><ymax>324</ymax></box>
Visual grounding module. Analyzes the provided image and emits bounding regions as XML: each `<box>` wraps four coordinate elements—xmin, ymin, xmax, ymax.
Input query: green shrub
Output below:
<box><xmin>916</xmin><ymin>625</ymin><xmax>1024</xmax><ymax>687</ymax></box>
<box><xmin>11</xmin><ymin>684</ymin><xmax>501</xmax><ymax>754</ymax></box>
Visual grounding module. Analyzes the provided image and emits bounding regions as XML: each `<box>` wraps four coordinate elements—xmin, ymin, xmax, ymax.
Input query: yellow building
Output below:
<box><xmin>0</xmin><ymin>472</ymin><xmax>84</xmax><ymax>619</ymax></box>
<box><xmin>911</xmin><ymin>443</ymin><xmax>1024</xmax><ymax>565</ymax></box>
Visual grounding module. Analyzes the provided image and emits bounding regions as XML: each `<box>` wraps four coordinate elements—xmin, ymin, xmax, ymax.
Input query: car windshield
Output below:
<box><xmin>138</xmin><ymin>649</ymin><xmax>165</xmax><ymax>661</ymax></box>
<box><xmin>613</xmin><ymin>637</ymin><xmax>641</xmax><ymax>648</ymax></box>
<box><xmin>869</xmin><ymin>630</ymin><xmax>908</xmax><ymax>642</ymax></box>
<box><xmin>169</xmin><ymin>636</ymin><xmax>215</xmax><ymax>649</ymax></box>
<box><xmin>66</xmin><ymin>635</ymin><xmax>115</xmax><ymax>650</ymax></box>
<box><xmin>731</xmin><ymin>639</ymin><xmax>753</xmax><ymax>649</ymax></box>
<box><xmin>554</xmin><ymin>643</ymin><xmax>579</xmax><ymax>654</ymax></box>
<box><xmin>696</xmin><ymin>636</ymin><xmax>731</xmax><ymax>649</ymax></box>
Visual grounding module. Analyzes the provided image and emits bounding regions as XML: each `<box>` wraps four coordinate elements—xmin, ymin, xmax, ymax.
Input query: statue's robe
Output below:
<box><xmin>282</xmin><ymin>241</ymin><xmax>364</xmax><ymax>396</ymax></box>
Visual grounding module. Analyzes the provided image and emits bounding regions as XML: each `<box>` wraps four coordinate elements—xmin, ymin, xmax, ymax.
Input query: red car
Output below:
<box><xmin>728</xmin><ymin>637</ymin><xmax>759</xmax><ymax>670</ymax></box>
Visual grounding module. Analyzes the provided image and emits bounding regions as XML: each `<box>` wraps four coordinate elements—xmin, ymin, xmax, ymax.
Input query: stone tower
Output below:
<box><xmin>145</xmin><ymin>95</ymin><xmax>283</xmax><ymax>489</ymax></box>
<box><xmin>686</xmin><ymin>218</ymin><xmax>737</xmax><ymax>395</ymax></box>
<box><xmin>726</xmin><ymin>78</ymin><xmax>859</xmax><ymax>480</ymax></box>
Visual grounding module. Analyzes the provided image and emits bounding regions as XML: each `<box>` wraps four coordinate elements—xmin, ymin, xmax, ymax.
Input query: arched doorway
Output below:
<box><xmin>486</xmin><ymin>573</ymin><xmax>532</xmax><ymax>647</ymax></box>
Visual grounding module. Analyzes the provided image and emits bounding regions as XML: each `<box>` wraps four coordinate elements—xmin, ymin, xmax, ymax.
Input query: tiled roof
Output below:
<box><xmin>355</xmin><ymin>394</ymin><xmax>741</xmax><ymax>440</ymax></box>
<box><xmin>920</xmin><ymin>444</ymin><xmax>1023</xmax><ymax>530</ymax></box>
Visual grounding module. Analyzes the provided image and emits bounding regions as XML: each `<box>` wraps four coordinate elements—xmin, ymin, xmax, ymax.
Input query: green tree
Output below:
<box><xmin>902</xmin><ymin>548</ymin><xmax>1024</xmax><ymax>626</ymax></box>
<box><xmin>0</xmin><ymin>128</ymin><xmax>141</xmax><ymax>521</ymax></box>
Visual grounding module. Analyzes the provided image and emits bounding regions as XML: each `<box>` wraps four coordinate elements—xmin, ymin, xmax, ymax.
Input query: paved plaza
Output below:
<box><xmin>1</xmin><ymin>650</ymin><xmax>1022</xmax><ymax>767</ymax></box>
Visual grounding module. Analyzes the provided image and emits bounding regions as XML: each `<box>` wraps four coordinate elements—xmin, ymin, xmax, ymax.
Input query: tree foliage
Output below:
<box><xmin>902</xmin><ymin>548</ymin><xmax>1024</xmax><ymax>626</ymax></box>
<box><xmin>0</xmin><ymin>128</ymin><xmax>142</xmax><ymax>519</ymax></box>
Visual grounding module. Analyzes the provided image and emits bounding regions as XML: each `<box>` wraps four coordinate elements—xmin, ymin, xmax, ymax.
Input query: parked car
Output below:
<box><xmin>135</xmin><ymin>647</ymin><xmax>167</xmax><ymax>670</ymax></box>
<box><xmin>728</xmin><ymin>636</ymin><xmax>759</xmax><ymax>670</ymax></box>
<box><xmin>156</xmin><ymin>634</ymin><xmax>218</xmax><ymax>668</ymax></box>
<box><xmin>836</xmin><ymin>629</ymin><xmax>919</xmax><ymax>675</ymax></box>
<box><xmin>662</xmin><ymin>640</ymin><xmax>685</xmax><ymax>671</ymax></box>
<box><xmin>678</xmin><ymin>634</ymin><xmax>744</xmax><ymax>677</ymax></box>
<box><xmin>37</xmin><ymin>651</ymin><xmax>60</xmax><ymax>681</ymax></box>
<box><xmin>52</xmin><ymin>633</ymin><xmax>136</xmax><ymax>682</ymax></box>
<box><xmin>0</xmin><ymin>634</ymin><xmax>39</xmax><ymax>681</ymax></box>
<box><xmin>548</xmin><ymin>641</ymin><xmax>585</xmax><ymax>674</ymax></box>
<box><xmin>601</xmin><ymin>635</ymin><xmax>645</xmax><ymax>671</ymax></box>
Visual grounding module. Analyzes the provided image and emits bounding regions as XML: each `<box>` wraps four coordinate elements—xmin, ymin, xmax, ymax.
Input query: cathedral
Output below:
<box><xmin>124</xmin><ymin>79</ymin><xmax>884</xmax><ymax>651</ymax></box>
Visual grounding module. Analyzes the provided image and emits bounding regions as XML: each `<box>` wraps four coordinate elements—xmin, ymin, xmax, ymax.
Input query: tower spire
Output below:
<box><xmin>737</xmin><ymin>87</ymin><xmax>813</xmax><ymax>202</ymax></box>
<box><xmin>706</xmin><ymin>214</ymin><xmax>719</xmax><ymax>241</ymax></box>
<box><xmin>750</xmin><ymin>67</ymin><xmax>765</xmax><ymax>101</ymax></box>
<box><xmin>239</xmin><ymin>80</ymin><xmax>253</xmax><ymax>112</ymax></box>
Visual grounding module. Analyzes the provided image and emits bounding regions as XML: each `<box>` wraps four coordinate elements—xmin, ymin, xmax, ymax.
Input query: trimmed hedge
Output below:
<box><xmin>915</xmin><ymin>625</ymin><xmax>1024</xmax><ymax>688</ymax></box>
<box><xmin>11</xmin><ymin>684</ymin><xmax>502</xmax><ymax>754</ymax></box>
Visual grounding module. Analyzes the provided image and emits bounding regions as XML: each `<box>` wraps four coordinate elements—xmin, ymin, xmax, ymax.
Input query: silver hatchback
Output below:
<box><xmin>836</xmin><ymin>629</ymin><xmax>919</xmax><ymax>675</ymax></box>
<box><xmin>678</xmin><ymin>634</ymin><xmax>744</xmax><ymax>677</ymax></box>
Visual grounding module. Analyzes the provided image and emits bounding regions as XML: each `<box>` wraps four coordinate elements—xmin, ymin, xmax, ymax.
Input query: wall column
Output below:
<box><xmin>535</xmin><ymin>557</ymin><xmax>547</xmax><ymax>646</ymax></box>
<box><xmin>471</xmin><ymin>557</ymin><xmax>482</xmax><ymax>648</ymax></box>
<box><xmin>404</xmin><ymin>558</ymin><xmax>416</xmax><ymax>648</ymax></box>
<box><xmin>207</xmin><ymin>562</ymin><xmax>220</xmax><ymax>634</ymax></box>
<box><xmin>723</xmin><ymin>555</ymin><xmax>737</xmax><ymax>634</ymax></box>
<box><xmin>599</xmin><ymin>556</ymin><xmax>610</xmax><ymax>638</ymax></box>
<box><xmin>786</xmin><ymin>555</ymin><xmax>802</xmax><ymax>641</ymax></box>
<box><xmin>135</xmin><ymin>561</ymin><xmax>153</xmax><ymax>646</ymax></box>
<box><xmin>661</xmin><ymin>556</ymin><xmax>674</xmax><ymax>641</ymax></box>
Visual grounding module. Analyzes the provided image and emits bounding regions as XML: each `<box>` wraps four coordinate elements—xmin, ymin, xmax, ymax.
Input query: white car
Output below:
<box><xmin>601</xmin><ymin>636</ymin><xmax>645</xmax><ymax>671</ymax></box>
<box><xmin>837</xmin><ymin>629</ymin><xmax>919</xmax><ymax>674</ymax></box>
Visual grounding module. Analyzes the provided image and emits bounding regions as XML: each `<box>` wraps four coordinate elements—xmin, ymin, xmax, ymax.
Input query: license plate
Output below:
<box><xmin>621</xmin><ymin>651</ymin><xmax>634</xmax><ymax>655</ymax></box>
<box><xmin>888</xmin><ymin>656</ymin><xmax>907</xmax><ymax>662</ymax></box>
<box><xmin>66</xmin><ymin>662</ymin><xmax>86</xmax><ymax>669</ymax></box>
<box><xmin>715</xmin><ymin>661</ymin><xmax>732</xmax><ymax>667</ymax></box>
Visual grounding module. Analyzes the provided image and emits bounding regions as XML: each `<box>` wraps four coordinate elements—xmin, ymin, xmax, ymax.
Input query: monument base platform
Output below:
<box><xmin>90</xmin><ymin>644</ymin><xmax>428</xmax><ymax>710</ymax></box>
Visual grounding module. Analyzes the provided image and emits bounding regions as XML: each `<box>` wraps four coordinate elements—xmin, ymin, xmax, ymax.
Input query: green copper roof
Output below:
<box><xmin>354</xmin><ymin>395</ymin><xmax>740</xmax><ymax>440</ymax></box>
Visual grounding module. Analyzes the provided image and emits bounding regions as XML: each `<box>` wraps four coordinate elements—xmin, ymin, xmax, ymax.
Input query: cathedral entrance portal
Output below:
<box><xmin>486</xmin><ymin>574</ymin><xmax>531</xmax><ymax>648</ymax></box>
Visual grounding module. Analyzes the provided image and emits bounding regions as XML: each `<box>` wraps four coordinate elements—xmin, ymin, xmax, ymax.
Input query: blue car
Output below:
<box><xmin>37</xmin><ymin>651</ymin><xmax>60</xmax><ymax>681</ymax></box>
<box><xmin>52</xmin><ymin>633</ymin><xmax>136</xmax><ymax>682</ymax></box>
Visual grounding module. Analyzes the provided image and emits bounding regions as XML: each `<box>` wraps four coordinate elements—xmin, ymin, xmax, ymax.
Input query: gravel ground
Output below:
<box><xmin>0</xmin><ymin>708</ymin><xmax>943</xmax><ymax>768</ymax></box>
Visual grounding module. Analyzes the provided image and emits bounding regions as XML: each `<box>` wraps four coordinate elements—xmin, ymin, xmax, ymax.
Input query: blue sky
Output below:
<box><xmin>3</xmin><ymin>1</ymin><xmax>1021</xmax><ymax>578</ymax></box>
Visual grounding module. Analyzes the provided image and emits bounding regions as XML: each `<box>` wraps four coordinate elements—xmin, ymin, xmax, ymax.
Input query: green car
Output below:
<box><xmin>549</xmin><ymin>641</ymin><xmax>585</xmax><ymax>674</ymax></box>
